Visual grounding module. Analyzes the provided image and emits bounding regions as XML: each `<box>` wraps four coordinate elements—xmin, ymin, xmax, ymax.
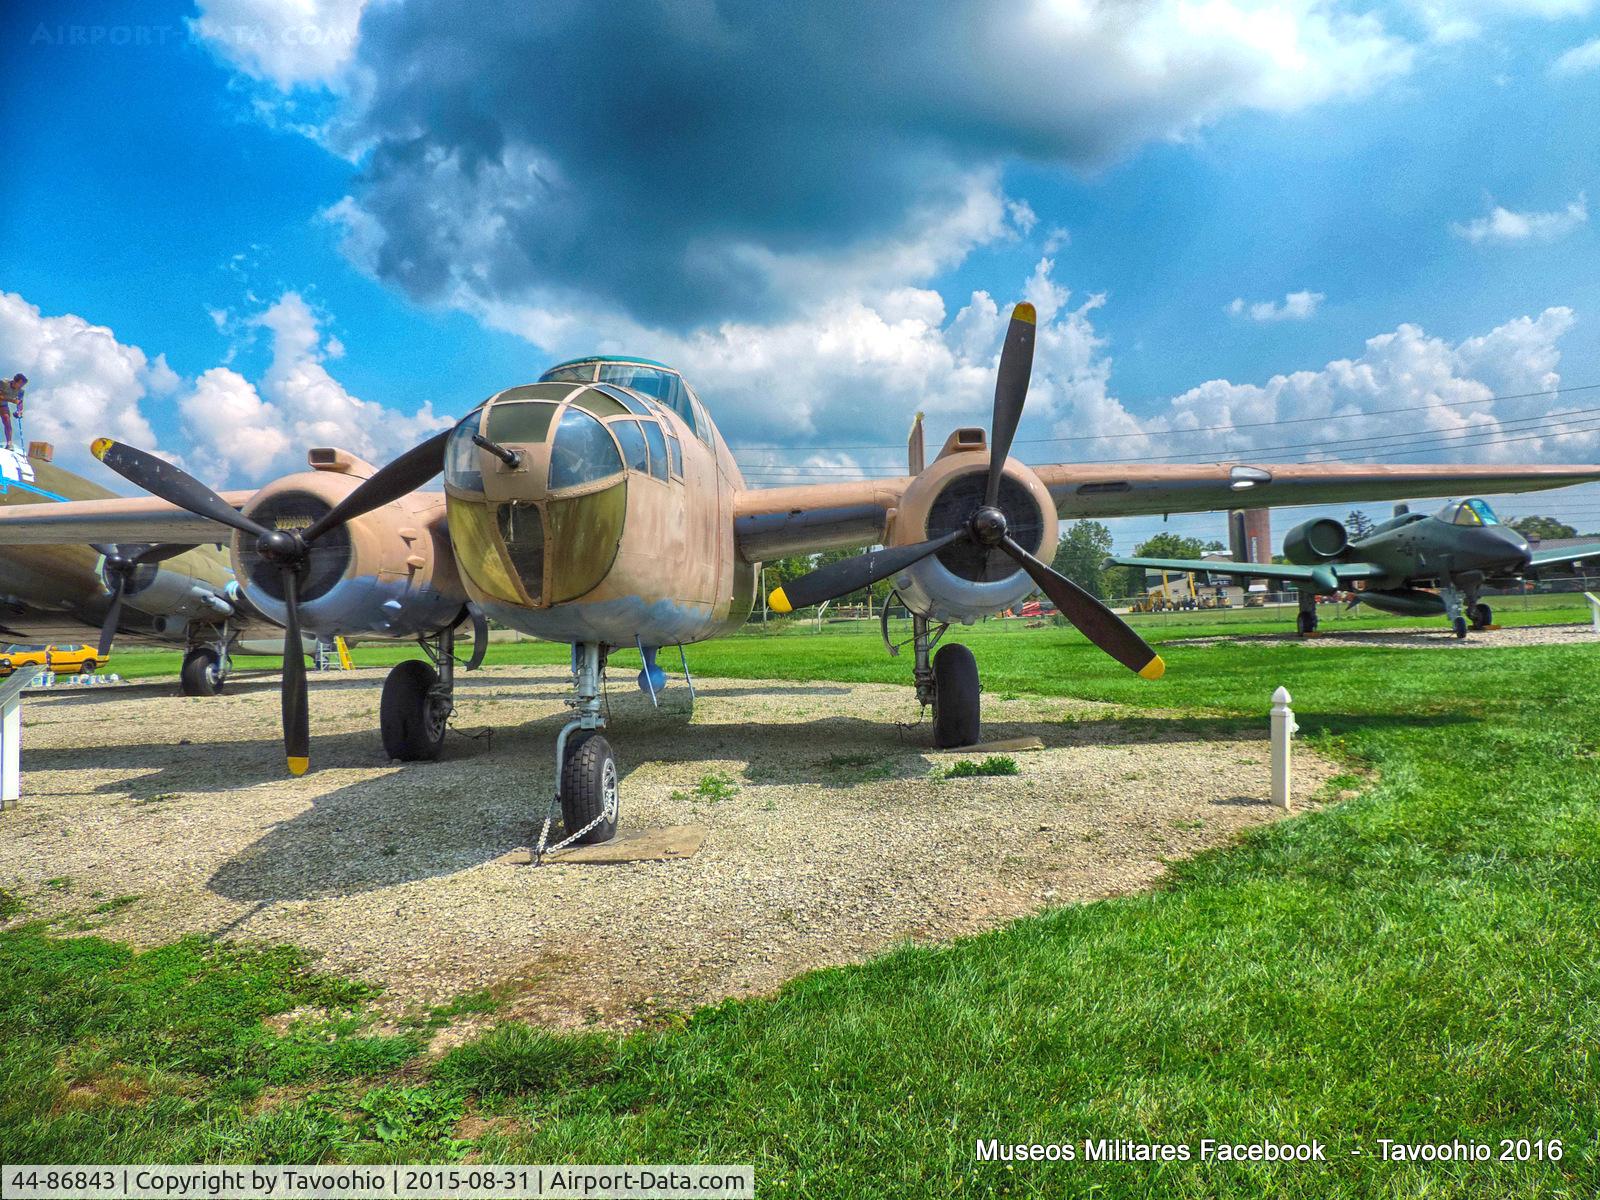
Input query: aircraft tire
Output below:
<box><xmin>381</xmin><ymin>659</ymin><xmax>448</xmax><ymax>761</ymax></box>
<box><xmin>1470</xmin><ymin>603</ymin><xmax>1492</xmax><ymax>629</ymax></box>
<box><xmin>560</xmin><ymin>731</ymin><xmax>619</xmax><ymax>845</ymax></box>
<box><xmin>1452</xmin><ymin>616</ymin><xmax>1469</xmax><ymax>640</ymax></box>
<box><xmin>1296</xmin><ymin>611</ymin><xmax>1318</xmax><ymax>637</ymax></box>
<box><xmin>180</xmin><ymin>648</ymin><xmax>226</xmax><ymax>696</ymax></box>
<box><xmin>932</xmin><ymin>642</ymin><xmax>980</xmax><ymax>749</ymax></box>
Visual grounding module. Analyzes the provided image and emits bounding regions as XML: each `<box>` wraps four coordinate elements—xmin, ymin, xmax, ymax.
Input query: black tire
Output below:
<box><xmin>180</xmin><ymin>648</ymin><xmax>226</xmax><ymax>696</ymax></box>
<box><xmin>1296</xmin><ymin>610</ymin><xmax>1318</xmax><ymax>637</ymax></box>
<box><xmin>77</xmin><ymin>659</ymin><xmax>97</xmax><ymax>676</ymax></box>
<box><xmin>560</xmin><ymin>731</ymin><xmax>619</xmax><ymax>845</ymax></box>
<box><xmin>381</xmin><ymin>659</ymin><xmax>449</xmax><ymax>761</ymax></box>
<box><xmin>932</xmin><ymin>642</ymin><xmax>981</xmax><ymax>749</ymax></box>
<box><xmin>1469</xmin><ymin>603</ymin><xmax>1492</xmax><ymax>629</ymax></box>
<box><xmin>1452</xmin><ymin>616</ymin><xmax>1469</xmax><ymax>640</ymax></box>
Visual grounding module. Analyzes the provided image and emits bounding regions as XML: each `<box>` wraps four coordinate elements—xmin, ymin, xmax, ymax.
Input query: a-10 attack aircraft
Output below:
<box><xmin>3</xmin><ymin>302</ymin><xmax>1598</xmax><ymax>845</ymax></box>
<box><xmin>1111</xmin><ymin>498</ymin><xmax>1600</xmax><ymax>638</ymax></box>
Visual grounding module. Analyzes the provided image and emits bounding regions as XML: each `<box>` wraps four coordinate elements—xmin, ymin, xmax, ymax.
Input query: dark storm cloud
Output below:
<box><xmin>330</xmin><ymin>0</ymin><xmax>1407</xmax><ymax>326</ymax></box>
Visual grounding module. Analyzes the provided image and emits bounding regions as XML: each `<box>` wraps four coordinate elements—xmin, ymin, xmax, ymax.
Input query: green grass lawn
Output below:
<box><xmin>5</xmin><ymin>611</ymin><xmax>1600</xmax><ymax>1195</ymax></box>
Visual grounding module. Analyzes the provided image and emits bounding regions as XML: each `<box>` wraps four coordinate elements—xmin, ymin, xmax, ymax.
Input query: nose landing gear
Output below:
<box><xmin>536</xmin><ymin>642</ymin><xmax>621</xmax><ymax>859</ymax></box>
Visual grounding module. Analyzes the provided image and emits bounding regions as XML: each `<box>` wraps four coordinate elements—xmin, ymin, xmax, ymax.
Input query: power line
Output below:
<box><xmin>737</xmin><ymin>408</ymin><xmax>1600</xmax><ymax>481</ymax></box>
<box><xmin>727</xmin><ymin>380</ymin><xmax>1600</xmax><ymax>458</ymax></box>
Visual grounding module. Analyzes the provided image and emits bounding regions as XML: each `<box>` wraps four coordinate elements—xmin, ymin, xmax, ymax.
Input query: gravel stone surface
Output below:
<box><xmin>0</xmin><ymin>666</ymin><xmax>1339</xmax><ymax>1030</ymax></box>
<box><xmin>1169</xmin><ymin>621</ymin><xmax>1600</xmax><ymax>650</ymax></box>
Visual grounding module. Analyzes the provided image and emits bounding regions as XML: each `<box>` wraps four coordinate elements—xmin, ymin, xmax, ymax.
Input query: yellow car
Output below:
<box><xmin>0</xmin><ymin>644</ymin><xmax>105</xmax><ymax>677</ymax></box>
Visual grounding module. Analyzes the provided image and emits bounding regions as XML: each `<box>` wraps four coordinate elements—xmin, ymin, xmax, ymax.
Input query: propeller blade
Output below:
<box><xmin>97</xmin><ymin>578</ymin><xmax>125</xmax><ymax>659</ymax></box>
<box><xmin>997</xmin><ymin>537</ymin><xmax>1165</xmax><ymax>680</ymax></box>
<box><xmin>302</xmin><ymin>428</ymin><xmax>452</xmax><ymax>544</ymax></box>
<box><xmin>464</xmin><ymin>604</ymin><xmax>489</xmax><ymax>672</ymax></box>
<box><xmin>769</xmin><ymin>530</ymin><xmax>967</xmax><ymax>613</ymax></box>
<box><xmin>91</xmin><ymin>439</ymin><xmax>271</xmax><ymax>541</ymax></box>
<box><xmin>984</xmin><ymin>302</ymin><xmax>1036</xmax><ymax>508</ymax></box>
<box><xmin>280</xmin><ymin>567</ymin><xmax>310</xmax><ymax>775</ymax></box>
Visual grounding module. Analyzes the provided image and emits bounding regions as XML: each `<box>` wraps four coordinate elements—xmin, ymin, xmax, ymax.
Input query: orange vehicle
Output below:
<box><xmin>0</xmin><ymin>643</ymin><xmax>104</xmax><ymax>677</ymax></box>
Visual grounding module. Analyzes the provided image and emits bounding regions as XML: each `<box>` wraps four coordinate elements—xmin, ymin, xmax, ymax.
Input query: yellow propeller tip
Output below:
<box><xmin>90</xmin><ymin>437</ymin><xmax>113</xmax><ymax>460</ymax></box>
<box><xmin>1138</xmin><ymin>656</ymin><xmax>1167</xmax><ymax>681</ymax></box>
<box><xmin>768</xmin><ymin>587</ymin><xmax>793</xmax><ymax>615</ymax></box>
<box><xmin>1013</xmin><ymin>302</ymin><xmax>1037</xmax><ymax>326</ymax></box>
<box><xmin>287</xmin><ymin>756</ymin><xmax>309</xmax><ymax>776</ymax></box>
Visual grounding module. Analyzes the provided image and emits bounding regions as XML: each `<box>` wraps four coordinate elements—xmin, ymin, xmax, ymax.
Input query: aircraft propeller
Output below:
<box><xmin>90</xmin><ymin>429</ymin><xmax>452</xmax><ymax>773</ymax></box>
<box><xmin>768</xmin><ymin>302</ymin><xmax>1165</xmax><ymax>680</ymax></box>
<box><xmin>92</xmin><ymin>542</ymin><xmax>193</xmax><ymax>659</ymax></box>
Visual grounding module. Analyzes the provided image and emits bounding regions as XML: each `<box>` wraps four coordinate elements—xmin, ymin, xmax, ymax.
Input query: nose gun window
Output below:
<box><xmin>549</xmin><ymin>406</ymin><xmax>624</xmax><ymax>490</ymax></box>
<box><xmin>444</xmin><ymin>413</ymin><xmax>485</xmax><ymax>492</ymax></box>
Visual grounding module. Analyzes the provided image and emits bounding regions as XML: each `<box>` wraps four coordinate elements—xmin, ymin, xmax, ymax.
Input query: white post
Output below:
<box><xmin>1270</xmin><ymin>685</ymin><xmax>1297</xmax><ymax>811</ymax></box>
<box><xmin>0</xmin><ymin>669</ymin><xmax>40</xmax><ymax>809</ymax></box>
<box><xmin>1585</xmin><ymin>592</ymin><xmax>1600</xmax><ymax>634</ymax></box>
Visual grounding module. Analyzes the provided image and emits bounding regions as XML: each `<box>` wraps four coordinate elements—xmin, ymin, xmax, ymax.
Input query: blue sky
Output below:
<box><xmin>3</xmin><ymin>0</ymin><xmax>1600</xmax><ymax>546</ymax></box>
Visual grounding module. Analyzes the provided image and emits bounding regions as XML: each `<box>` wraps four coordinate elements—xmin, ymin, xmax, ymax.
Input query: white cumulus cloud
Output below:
<box><xmin>1226</xmin><ymin>290</ymin><xmax>1326</xmax><ymax>321</ymax></box>
<box><xmin>1452</xmin><ymin>194</ymin><xmax>1589</xmax><ymax>244</ymax></box>
<box><xmin>1552</xmin><ymin>36</ymin><xmax>1600</xmax><ymax>74</ymax></box>
<box><xmin>191</xmin><ymin>0</ymin><xmax>368</xmax><ymax>89</ymax></box>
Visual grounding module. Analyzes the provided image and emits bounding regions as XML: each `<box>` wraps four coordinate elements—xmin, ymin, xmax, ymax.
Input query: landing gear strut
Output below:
<box><xmin>181</xmin><ymin>624</ymin><xmax>235</xmax><ymax>696</ymax></box>
<box><xmin>1295</xmin><ymin>590</ymin><xmax>1319</xmax><ymax>637</ymax></box>
<box><xmin>1440</xmin><ymin>583</ymin><xmax>1468</xmax><ymax>639</ymax></box>
<box><xmin>537</xmin><ymin>642</ymin><xmax>619</xmax><ymax>855</ymax></box>
<box><xmin>380</xmin><ymin>623</ymin><xmax>456</xmax><ymax>761</ymax></box>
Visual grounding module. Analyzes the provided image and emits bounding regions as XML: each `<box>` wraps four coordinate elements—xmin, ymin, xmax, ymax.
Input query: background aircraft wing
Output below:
<box><xmin>1032</xmin><ymin>462</ymin><xmax>1600</xmax><ymax>520</ymax></box>
<box><xmin>0</xmin><ymin>493</ymin><xmax>251</xmax><ymax>545</ymax></box>
<box><xmin>1528</xmin><ymin>542</ymin><xmax>1600</xmax><ymax>571</ymax></box>
<box><xmin>1108</xmin><ymin>555</ymin><xmax>1388</xmax><ymax>587</ymax></box>
<box><xmin>734</xmin><ymin>461</ymin><xmax>1600</xmax><ymax>560</ymax></box>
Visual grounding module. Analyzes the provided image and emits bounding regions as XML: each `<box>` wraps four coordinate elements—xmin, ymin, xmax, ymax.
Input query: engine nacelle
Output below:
<box><xmin>1283</xmin><ymin>517</ymin><xmax>1348</xmax><ymax>564</ymax></box>
<box><xmin>886</xmin><ymin>448</ymin><xmax>1059</xmax><ymax>624</ymax></box>
<box><xmin>232</xmin><ymin>448</ymin><xmax>467</xmax><ymax>637</ymax></box>
<box><xmin>117</xmin><ymin>550</ymin><xmax>235</xmax><ymax>624</ymax></box>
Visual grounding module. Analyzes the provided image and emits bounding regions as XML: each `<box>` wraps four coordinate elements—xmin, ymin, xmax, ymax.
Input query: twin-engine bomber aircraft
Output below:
<box><xmin>1112</xmin><ymin>498</ymin><xmax>1600</xmax><ymax>638</ymax></box>
<box><xmin>3</xmin><ymin>303</ymin><xmax>1598</xmax><ymax>845</ymax></box>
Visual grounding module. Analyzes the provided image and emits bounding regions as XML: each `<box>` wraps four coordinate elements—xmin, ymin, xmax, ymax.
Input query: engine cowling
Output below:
<box><xmin>886</xmin><ymin>449</ymin><xmax>1059</xmax><ymax>624</ymax></box>
<box><xmin>116</xmin><ymin>551</ymin><xmax>235</xmax><ymax>629</ymax></box>
<box><xmin>1282</xmin><ymin>517</ymin><xmax>1348</xmax><ymax>564</ymax></box>
<box><xmin>232</xmin><ymin>448</ymin><xmax>467</xmax><ymax>637</ymax></box>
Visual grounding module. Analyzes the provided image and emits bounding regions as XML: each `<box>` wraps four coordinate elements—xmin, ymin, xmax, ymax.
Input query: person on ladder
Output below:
<box><xmin>0</xmin><ymin>374</ymin><xmax>25</xmax><ymax>450</ymax></box>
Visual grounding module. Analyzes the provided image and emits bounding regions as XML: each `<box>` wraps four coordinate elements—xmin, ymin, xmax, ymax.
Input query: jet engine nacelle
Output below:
<box><xmin>1283</xmin><ymin>517</ymin><xmax>1349</xmax><ymax>564</ymax></box>
<box><xmin>117</xmin><ymin>552</ymin><xmax>235</xmax><ymax>624</ymax></box>
<box><xmin>885</xmin><ymin>448</ymin><xmax>1059</xmax><ymax>624</ymax></box>
<box><xmin>232</xmin><ymin>448</ymin><xmax>467</xmax><ymax>637</ymax></box>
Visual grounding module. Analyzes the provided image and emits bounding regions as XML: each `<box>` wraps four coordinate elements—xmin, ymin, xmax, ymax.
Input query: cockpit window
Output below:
<box><xmin>539</xmin><ymin>364</ymin><xmax>596</xmax><ymax>383</ymax></box>
<box><xmin>444</xmin><ymin>409</ymin><xmax>485</xmax><ymax>492</ymax></box>
<box><xmin>641</xmin><ymin>420</ymin><xmax>669</xmax><ymax>481</ymax></box>
<box><xmin>1451</xmin><ymin>499</ymin><xmax>1500</xmax><ymax>526</ymax></box>
<box><xmin>611</xmin><ymin>419</ymin><xmax>650</xmax><ymax>474</ymax></box>
<box><xmin>597</xmin><ymin>363</ymin><xmax>699</xmax><ymax>429</ymax></box>
<box><xmin>548</xmin><ymin>406</ymin><xmax>623</xmax><ymax>490</ymax></box>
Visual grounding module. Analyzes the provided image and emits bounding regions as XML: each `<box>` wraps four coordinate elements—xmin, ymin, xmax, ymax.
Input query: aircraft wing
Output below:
<box><xmin>733</xmin><ymin>461</ymin><xmax>1600</xmax><ymax>560</ymax></box>
<box><xmin>1034</xmin><ymin>462</ymin><xmax>1600</xmax><ymax>519</ymax></box>
<box><xmin>0</xmin><ymin>493</ymin><xmax>251</xmax><ymax>545</ymax></box>
<box><xmin>1108</xmin><ymin>555</ymin><xmax>1388</xmax><ymax>589</ymax></box>
<box><xmin>1528</xmin><ymin>542</ymin><xmax>1600</xmax><ymax>571</ymax></box>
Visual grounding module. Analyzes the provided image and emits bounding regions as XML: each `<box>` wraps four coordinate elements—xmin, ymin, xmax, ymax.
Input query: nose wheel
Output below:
<box><xmin>559</xmin><ymin>731</ymin><xmax>620</xmax><ymax>845</ymax></box>
<box><xmin>932</xmin><ymin>642</ymin><xmax>981</xmax><ymax>748</ymax></box>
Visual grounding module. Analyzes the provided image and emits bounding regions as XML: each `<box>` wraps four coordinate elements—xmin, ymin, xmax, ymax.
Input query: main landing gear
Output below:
<box><xmin>1295</xmin><ymin>590</ymin><xmax>1319</xmax><ymax>638</ymax></box>
<box><xmin>181</xmin><ymin>624</ymin><xmax>236</xmax><ymax>696</ymax></box>
<box><xmin>905</xmin><ymin>613</ymin><xmax>980</xmax><ymax>749</ymax></box>
<box><xmin>380</xmin><ymin>622</ymin><xmax>458</xmax><ymax>761</ymax></box>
